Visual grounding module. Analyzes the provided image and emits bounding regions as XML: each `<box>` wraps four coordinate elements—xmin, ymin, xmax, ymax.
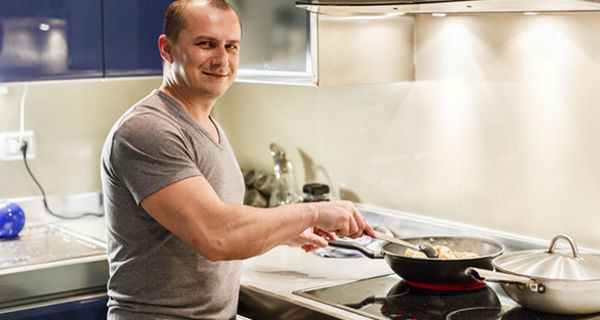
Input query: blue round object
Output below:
<box><xmin>0</xmin><ymin>202</ymin><xmax>26</xmax><ymax>239</ymax></box>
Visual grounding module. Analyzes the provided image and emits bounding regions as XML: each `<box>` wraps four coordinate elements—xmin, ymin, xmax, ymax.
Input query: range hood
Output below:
<box><xmin>296</xmin><ymin>0</ymin><xmax>600</xmax><ymax>14</ymax></box>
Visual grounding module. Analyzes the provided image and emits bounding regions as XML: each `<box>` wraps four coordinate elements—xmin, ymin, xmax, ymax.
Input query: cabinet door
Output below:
<box><xmin>0</xmin><ymin>0</ymin><xmax>103</xmax><ymax>83</ymax></box>
<box><xmin>229</xmin><ymin>0</ymin><xmax>312</xmax><ymax>85</ymax></box>
<box><xmin>103</xmin><ymin>0</ymin><xmax>171</xmax><ymax>77</ymax></box>
<box><xmin>1</xmin><ymin>294</ymin><xmax>107</xmax><ymax>320</ymax></box>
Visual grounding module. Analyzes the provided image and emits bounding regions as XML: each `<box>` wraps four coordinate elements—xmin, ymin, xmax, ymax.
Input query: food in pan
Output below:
<box><xmin>405</xmin><ymin>245</ymin><xmax>479</xmax><ymax>259</ymax></box>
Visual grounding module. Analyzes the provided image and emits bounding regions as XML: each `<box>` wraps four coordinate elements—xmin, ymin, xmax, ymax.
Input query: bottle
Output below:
<box><xmin>302</xmin><ymin>183</ymin><xmax>330</xmax><ymax>202</ymax></box>
<box><xmin>268</xmin><ymin>143</ymin><xmax>301</xmax><ymax>207</ymax></box>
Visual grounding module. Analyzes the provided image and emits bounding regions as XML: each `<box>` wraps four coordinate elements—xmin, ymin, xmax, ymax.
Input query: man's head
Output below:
<box><xmin>159</xmin><ymin>0</ymin><xmax>241</xmax><ymax>102</ymax></box>
<box><xmin>164</xmin><ymin>0</ymin><xmax>239</xmax><ymax>42</ymax></box>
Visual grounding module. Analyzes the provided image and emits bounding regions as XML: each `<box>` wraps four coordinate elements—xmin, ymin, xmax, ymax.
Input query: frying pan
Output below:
<box><xmin>329</xmin><ymin>235</ymin><xmax>504</xmax><ymax>286</ymax></box>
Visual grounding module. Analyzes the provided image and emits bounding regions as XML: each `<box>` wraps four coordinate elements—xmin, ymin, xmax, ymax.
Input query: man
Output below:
<box><xmin>101</xmin><ymin>1</ymin><xmax>375</xmax><ymax>319</ymax></box>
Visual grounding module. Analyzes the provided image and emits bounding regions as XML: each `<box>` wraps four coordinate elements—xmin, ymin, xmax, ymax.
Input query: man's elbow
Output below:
<box><xmin>194</xmin><ymin>237</ymin><xmax>237</xmax><ymax>262</ymax></box>
<box><xmin>201</xmin><ymin>250</ymin><xmax>225</xmax><ymax>262</ymax></box>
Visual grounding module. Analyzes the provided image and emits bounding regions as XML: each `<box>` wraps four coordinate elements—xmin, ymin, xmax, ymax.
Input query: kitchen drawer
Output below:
<box><xmin>0</xmin><ymin>293</ymin><xmax>107</xmax><ymax>320</ymax></box>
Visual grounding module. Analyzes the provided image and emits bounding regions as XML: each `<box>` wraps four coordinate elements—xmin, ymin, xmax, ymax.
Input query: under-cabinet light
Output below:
<box><xmin>385</xmin><ymin>11</ymin><xmax>406</xmax><ymax>16</ymax></box>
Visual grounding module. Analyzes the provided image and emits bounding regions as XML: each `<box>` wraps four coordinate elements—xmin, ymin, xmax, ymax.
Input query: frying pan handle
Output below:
<box><xmin>327</xmin><ymin>239</ymin><xmax>384</xmax><ymax>259</ymax></box>
<box><xmin>465</xmin><ymin>267</ymin><xmax>545</xmax><ymax>293</ymax></box>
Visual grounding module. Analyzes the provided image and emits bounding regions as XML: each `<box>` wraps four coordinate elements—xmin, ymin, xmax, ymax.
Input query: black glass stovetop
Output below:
<box><xmin>294</xmin><ymin>274</ymin><xmax>600</xmax><ymax>320</ymax></box>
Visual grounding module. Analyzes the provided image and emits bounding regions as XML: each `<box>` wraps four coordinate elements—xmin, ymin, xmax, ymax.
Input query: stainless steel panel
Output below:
<box><xmin>298</xmin><ymin>0</ymin><xmax>600</xmax><ymax>14</ymax></box>
<box><xmin>311</xmin><ymin>12</ymin><xmax>414</xmax><ymax>86</ymax></box>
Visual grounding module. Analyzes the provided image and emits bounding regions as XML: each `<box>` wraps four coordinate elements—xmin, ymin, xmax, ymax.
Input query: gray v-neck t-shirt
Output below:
<box><xmin>101</xmin><ymin>90</ymin><xmax>245</xmax><ymax>319</ymax></box>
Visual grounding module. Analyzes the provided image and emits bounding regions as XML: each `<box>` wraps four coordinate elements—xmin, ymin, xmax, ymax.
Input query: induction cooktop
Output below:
<box><xmin>294</xmin><ymin>274</ymin><xmax>600</xmax><ymax>320</ymax></box>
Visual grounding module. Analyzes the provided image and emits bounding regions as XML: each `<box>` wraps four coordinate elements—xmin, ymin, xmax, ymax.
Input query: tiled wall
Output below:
<box><xmin>214</xmin><ymin>13</ymin><xmax>600</xmax><ymax>248</ymax></box>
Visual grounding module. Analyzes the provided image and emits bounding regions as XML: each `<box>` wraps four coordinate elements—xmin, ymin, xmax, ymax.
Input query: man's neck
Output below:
<box><xmin>159</xmin><ymin>84</ymin><xmax>215</xmax><ymax>123</ymax></box>
<box><xmin>159</xmin><ymin>84</ymin><xmax>220</xmax><ymax>143</ymax></box>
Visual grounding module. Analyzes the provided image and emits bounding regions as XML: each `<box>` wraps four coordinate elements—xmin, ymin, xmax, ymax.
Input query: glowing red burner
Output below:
<box><xmin>404</xmin><ymin>280</ymin><xmax>487</xmax><ymax>291</ymax></box>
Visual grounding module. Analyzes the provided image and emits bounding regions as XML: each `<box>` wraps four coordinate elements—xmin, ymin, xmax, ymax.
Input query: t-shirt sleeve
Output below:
<box><xmin>110</xmin><ymin>114</ymin><xmax>201</xmax><ymax>205</ymax></box>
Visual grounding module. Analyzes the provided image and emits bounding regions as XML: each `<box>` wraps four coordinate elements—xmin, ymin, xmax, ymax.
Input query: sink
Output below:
<box><xmin>0</xmin><ymin>224</ymin><xmax>108</xmax><ymax>309</ymax></box>
<box><xmin>238</xmin><ymin>286</ymin><xmax>340</xmax><ymax>320</ymax></box>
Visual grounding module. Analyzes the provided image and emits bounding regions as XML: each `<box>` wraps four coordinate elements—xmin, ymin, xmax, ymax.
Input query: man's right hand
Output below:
<box><xmin>313</xmin><ymin>200</ymin><xmax>375</xmax><ymax>239</ymax></box>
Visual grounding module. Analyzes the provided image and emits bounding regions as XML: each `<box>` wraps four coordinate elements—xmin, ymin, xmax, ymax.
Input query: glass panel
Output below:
<box><xmin>230</xmin><ymin>0</ymin><xmax>309</xmax><ymax>73</ymax></box>
<box><xmin>0</xmin><ymin>0</ymin><xmax>103</xmax><ymax>82</ymax></box>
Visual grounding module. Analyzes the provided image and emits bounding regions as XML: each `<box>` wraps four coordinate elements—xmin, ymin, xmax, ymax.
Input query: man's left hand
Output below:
<box><xmin>285</xmin><ymin>227</ymin><xmax>335</xmax><ymax>252</ymax></box>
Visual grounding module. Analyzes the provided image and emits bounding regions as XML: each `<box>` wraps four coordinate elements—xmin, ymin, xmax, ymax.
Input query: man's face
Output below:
<box><xmin>166</xmin><ymin>5</ymin><xmax>241</xmax><ymax>100</ymax></box>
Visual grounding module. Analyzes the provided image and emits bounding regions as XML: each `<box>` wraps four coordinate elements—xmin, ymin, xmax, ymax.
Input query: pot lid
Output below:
<box><xmin>493</xmin><ymin>235</ymin><xmax>600</xmax><ymax>281</ymax></box>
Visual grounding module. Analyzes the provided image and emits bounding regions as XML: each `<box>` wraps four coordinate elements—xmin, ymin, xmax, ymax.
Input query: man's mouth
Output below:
<box><xmin>202</xmin><ymin>71</ymin><xmax>230</xmax><ymax>78</ymax></box>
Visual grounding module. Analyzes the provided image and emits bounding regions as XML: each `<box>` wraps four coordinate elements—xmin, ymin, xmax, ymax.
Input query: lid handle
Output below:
<box><xmin>547</xmin><ymin>234</ymin><xmax>580</xmax><ymax>258</ymax></box>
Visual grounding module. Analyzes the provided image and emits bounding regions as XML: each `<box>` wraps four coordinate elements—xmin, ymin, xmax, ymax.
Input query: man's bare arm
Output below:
<box><xmin>142</xmin><ymin>176</ymin><xmax>373</xmax><ymax>261</ymax></box>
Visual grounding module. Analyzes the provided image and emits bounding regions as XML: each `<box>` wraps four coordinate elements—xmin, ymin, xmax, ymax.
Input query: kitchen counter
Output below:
<box><xmin>236</xmin><ymin>203</ymin><xmax>533</xmax><ymax>320</ymax></box>
<box><xmin>237</xmin><ymin>204</ymin><xmax>600</xmax><ymax>320</ymax></box>
<box><xmin>241</xmin><ymin>245</ymin><xmax>392</xmax><ymax>320</ymax></box>
<box><xmin>58</xmin><ymin>216</ymin><xmax>107</xmax><ymax>243</ymax></box>
<box><xmin>8</xmin><ymin>194</ymin><xmax>599</xmax><ymax>319</ymax></box>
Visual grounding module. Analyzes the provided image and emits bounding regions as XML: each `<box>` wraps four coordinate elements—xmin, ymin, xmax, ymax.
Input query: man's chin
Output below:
<box><xmin>196</xmin><ymin>85</ymin><xmax>232</xmax><ymax>100</ymax></box>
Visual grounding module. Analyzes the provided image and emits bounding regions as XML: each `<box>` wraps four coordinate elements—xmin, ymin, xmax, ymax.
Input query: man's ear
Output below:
<box><xmin>158</xmin><ymin>34</ymin><xmax>173</xmax><ymax>63</ymax></box>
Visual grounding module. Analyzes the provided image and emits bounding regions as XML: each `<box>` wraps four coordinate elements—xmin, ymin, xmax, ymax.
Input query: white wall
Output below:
<box><xmin>0</xmin><ymin>78</ymin><xmax>161</xmax><ymax>198</ymax></box>
<box><xmin>214</xmin><ymin>12</ymin><xmax>600</xmax><ymax>248</ymax></box>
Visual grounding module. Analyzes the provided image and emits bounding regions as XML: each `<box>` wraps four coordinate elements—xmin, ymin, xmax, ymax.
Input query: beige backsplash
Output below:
<box><xmin>215</xmin><ymin>79</ymin><xmax>600</xmax><ymax>249</ymax></box>
<box><xmin>0</xmin><ymin>78</ymin><xmax>162</xmax><ymax>199</ymax></box>
<box><xmin>214</xmin><ymin>13</ymin><xmax>600</xmax><ymax>249</ymax></box>
<box><xmin>1</xmin><ymin>12</ymin><xmax>599</xmax><ymax>250</ymax></box>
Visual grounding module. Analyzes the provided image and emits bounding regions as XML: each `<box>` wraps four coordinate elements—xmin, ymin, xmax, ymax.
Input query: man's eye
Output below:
<box><xmin>226</xmin><ymin>44</ymin><xmax>238</xmax><ymax>51</ymax></box>
<box><xmin>197</xmin><ymin>41</ymin><xmax>213</xmax><ymax>48</ymax></box>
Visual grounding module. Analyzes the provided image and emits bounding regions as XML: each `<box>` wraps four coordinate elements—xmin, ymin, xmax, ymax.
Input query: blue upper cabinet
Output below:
<box><xmin>0</xmin><ymin>0</ymin><xmax>104</xmax><ymax>83</ymax></box>
<box><xmin>103</xmin><ymin>0</ymin><xmax>171</xmax><ymax>77</ymax></box>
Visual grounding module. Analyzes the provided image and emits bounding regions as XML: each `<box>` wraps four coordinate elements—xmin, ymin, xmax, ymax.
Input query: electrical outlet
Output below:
<box><xmin>0</xmin><ymin>131</ymin><xmax>36</xmax><ymax>161</ymax></box>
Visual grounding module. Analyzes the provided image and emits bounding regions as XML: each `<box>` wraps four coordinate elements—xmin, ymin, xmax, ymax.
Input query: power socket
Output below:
<box><xmin>0</xmin><ymin>131</ymin><xmax>36</xmax><ymax>161</ymax></box>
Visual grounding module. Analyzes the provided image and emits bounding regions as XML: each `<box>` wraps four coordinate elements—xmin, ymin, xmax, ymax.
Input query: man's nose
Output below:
<box><xmin>209</xmin><ymin>47</ymin><xmax>228</xmax><ymax>67</ymax></box>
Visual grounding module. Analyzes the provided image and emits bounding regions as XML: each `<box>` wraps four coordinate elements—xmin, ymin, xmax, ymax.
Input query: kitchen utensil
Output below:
<box><xmin>373</xmin><ymin>230</ymin><xmax>438</xmax><ymax>258</ymax></box>
<box><xmin>0</xmin><ymin>202</ymin><xmax>25</xmax><ymax>239</ymax></box>
<box><xmin>329</xmin><ymin>235</ymin><xmax>504</xmax><ymax>287</ymax></box>
<box><xmin>466</xmin><ymin>234</ymin><xmax>600</xmax><ymax>315</ymax></box>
